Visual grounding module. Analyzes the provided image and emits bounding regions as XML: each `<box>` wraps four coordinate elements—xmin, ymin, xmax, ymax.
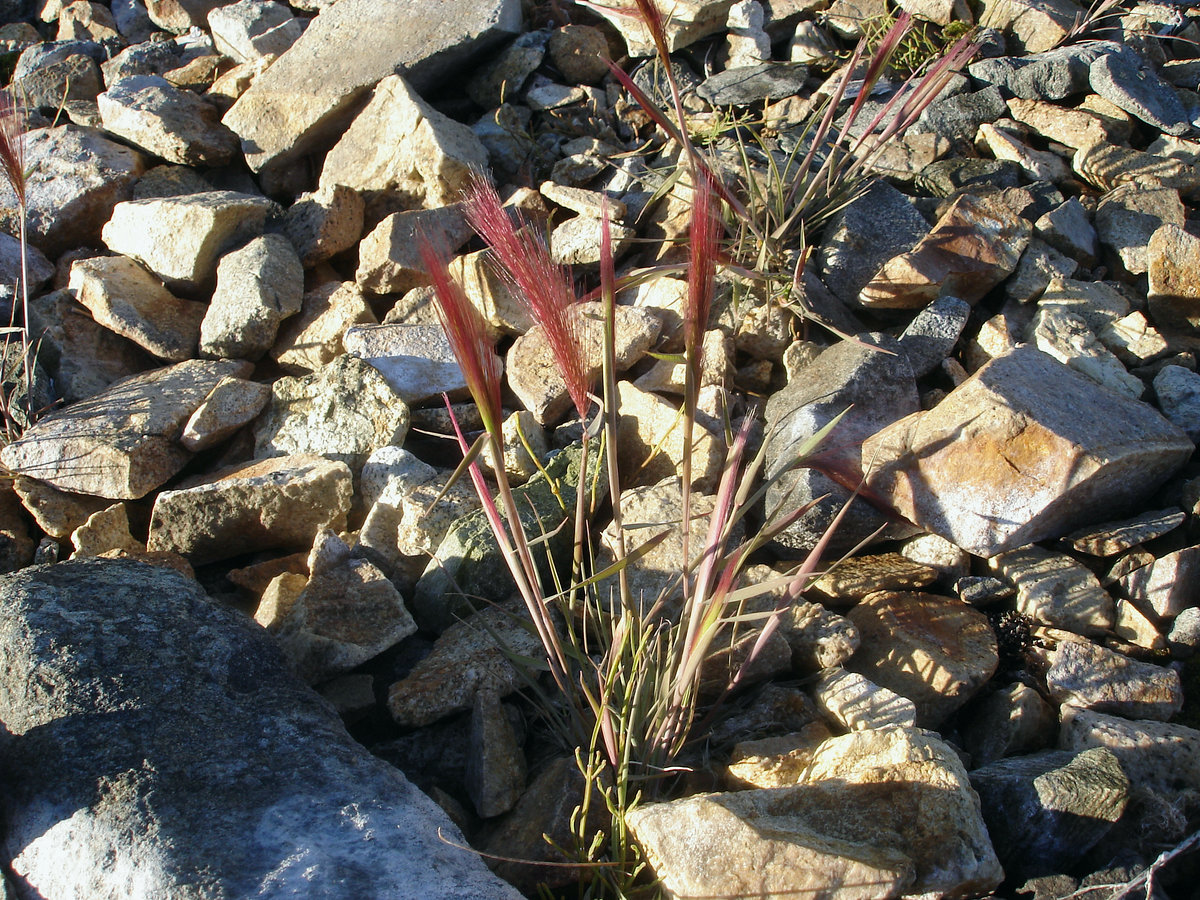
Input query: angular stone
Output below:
<box><xmin>68</xmin><ymin>254</ymin><xmax>207</xmax><ymax>362</ymax></box>
<box><xmin>14</xmin><ymin>45</ymin><xmax>103</xmax><ymax>111</ymax></box>
<box><xmin>386</xmin><ymin>602</ymin><xmax>544</xmax><ymax>728</ymax></box>
<box><xmin>0</xmin><ymin>558</ymin><xmax>520</xmax><ymax>900</ymax></box>
<box><xmin>1148</xmin><ymin>223</ymin><xmax>1200</xmax><ymax>333</ymax></box>
<box><xmin>1028</xmin><ymin>306</ymin><xmax>1144</xmax><ymax>401</ymax></box>
<box><xmin>508</xmin><ymin>301</ymin><xmax>659</xmax><ymax>425</ymax></box>
<box><xmin>807</xmin><ymin>553</ymin><xmax>940</xmax><ymax>605</ymax></box>
<box><xmin>0</xmin><ymin>483</ymin><xmax>36</xmax><ymax>573</ymax></box>
<box><xmin>354</xmin><ymin>205</ymin><xmax>472</xmax><ymax>295</ymax></box>
<box><xmin>180</xmin><ymin>375</ymin><xmax>272</xmax><ymax>452</ymax></box>
<box><xmin>11</xmin><ymin>475</ymin><xmax>109</xmax><ymax>541</ymax></box>
<box><xmin>1095</xmin><ymin>184</ymin><xmax>1185</xmax><ymax>277</ymax></box>
<box><xmin>1047</xmin><ymin>637</ymin><xmax>1182</xmax><ymax>720</ymax></box>
<box><xmin>1099</xmin><ymin>311</ymin><xmax>1169</xmax><ymax>367</ymax></box>
<box><xmin>779</xmin><ymin>601</ymin><xmax>860</xmax><ymax>671</ymax></box>
<box><xmin>0</xmin><ymin>125</ymin><xmax>146</xmax><ymax>258</ymax></box>
<box><xmin>224</xmin><ymin>0</ymin><xmax>519</xmax><ymax>179</ymax></box>
<box><xmin>847</xmin><ymin>591</ymin><xmax>998</xmax><ymax>727</ymax></box>
<box><xmin>917</xmin><ymin>85</ymin><xmax>1009</xmax><ymax>142</ymax></box>
<box><xmin>811</xmin><ymin>667</ymin><xmax>918</xmax><ymax>731</ymax></box>
<box><xmin>977</xmin><ymin>122</ymin><xmax>1072</xmax><ymax>183</ymax></box>
<box><xmin>616</xmin><ymin>381</ymin><xmax>724</xmax><ymax>491</ymax></box>
<box><xmin>102</xmin><ymin>191</ymin><xmax>277</xmax><ymax>294</ymax></box>
<box><xmin>549</xmin><ymin>215</ymin><xmax>636</xmax><ymax>267</ymax></box>
<box><xmin>200</xmin><ymin>233</ymin><xmax>304</xmax><ymax>360</ymax></box>
<box><xmin>586</xmin><ymin>0</ymin><xmax>736</xmax><ymax>56</ymax></box>
<box><xmin>859</xmin><ymin>192</ymin><xmax>1031</xmax><ymax>308</ymax></box>
<box><xmin>1154</xmin><ymin>366</ymin><xmax>1200</xmax><ymax>442</ymax></box>
<box><xmin>270</xmin><ymin>280</ymin><xmax>377</xmax><ymax>374</ymax></box>
<box><xmin>98</xmin><ymin>74</ymin><xmax>239</xmax><ymax>166</ymax></box>
<box><xmin>1037</xmin><ymin>276</ymin><xmax>1129</xmax><ymax>333</ymax></box>
<box><xmin>448</xmin><ymin>247</ymin><xmax>534</xmax><ymax>337</ymax></box>
<box><xmin>989</xmin><ymin>545</ymin><xmax>1115</xmax><ymax>637</ymax></box>
<box><xmin>253</xmin><ymin>355</ymin><xmax>409</xmax><ymax>477</ymax></box>
<box><xmin>1075</xmin><ymin>142</ymin><xmax>1200</xmax><ymax>196</ymax></box>
<box><xmin>1115</xmin><ymin>544</ymin><xmax>1200</xmax><ymax>620</ymax></box>
<box><xmin>1064</xmin><ymin>507</ymin><xmax>1186</xmax><ymax>556</ymax></box>
<box><xmin>961</xmin><ymin>682</ymin><xmax>1058</xmax><ymax>766</ymax></box>
<box><xmin>465</xmin><ymin>691</ymin><xmax>526</xmax><ymax>818</ymax></box>
<box><xmin>975</xmin><ymin>0</ymin><xmax>1081</xmax><ymax>54</ymax></box>
<box><xmin>0</xmin><ymin>359</ymin><xmax>250</xmax><ymax>500</ymax></box>
<box><xmin>281</xmin><ymin>183</ymin><xmax>365</xmax><ymax>268</ymax></box>
<box><xmin>57</xmin><ymin>2</ymin><xmax>121</xmax><ymax>42</ymax></box>
<box><xmin>466</xmin><ymin>30</ymin><xmax>545</xmax><ymax>108</ymax></box>
<box><xmin>70</xmin><ymin>502</ymin><xmax>144</xmax><ymax>559</ymax></box>
<box><xmin>1112</xmin><ymin>598</ymin><xmax>1164</xmax><ymax>650</ymax></box>
<box><xmin>863</xmin><ymin>347</ymin><xmax>1193</xmax><ymax>557</ymax></box>
<box><xmin>1007</xmin><ymin>95</ymin><xmax>1132</xmax><ymax>149</ymax></box>
<box><xmin>724</xmin><ymin>723</ymin><xmax>835</xmax><ymax>789</ymax></box>
<box><xmin>765</xmin><ymin>334</ymin><xmax>920</xmax><ymax>556</ymax></box>
<box><xmin>971</xmin><ymin>748</ymin><xmax>1128</xmax><ymax>881</ymax></box>
<box><xmin>1090</xmin><ymin>44</ymin><xmax>1190</xmax><ymax>135</ymax></box>
<box><xmin>969</xmin><ymin>45</ymin><xmax>1098</xmax><ymax>101</ymax></box>
<box><xmin>147</xmin><ymin>454</ymin><xmax>352</xmax><ymax>564</ymax></box>
<box><xmin>343</xmin><ymin>323</ymin><xmax>471</xmax><ymax>406</ymax></box>
<box><xmin>207</xmin><ymin>0</ymin><xmax>303</xmax><ymax>64</ymax></box>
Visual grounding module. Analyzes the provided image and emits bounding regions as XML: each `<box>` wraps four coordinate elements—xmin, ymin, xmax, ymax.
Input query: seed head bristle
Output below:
<box><xmin>0</xmin><ymin>89</ymin><xmax>27</xmax><ymax>210</ymax></box>
<box><xmin>685</xmin><ymin>168</ymin><xmax>722</xmax><ymax>369</ymax></box>
<box><xmin>418</xmin><ymin>235</ymin><xmax>504</xmax><ymax>434</ymax></box>
<box><xmin>464</xmin><ymin>175</ymin><xmax>592</xmax><ymax>421</ymax></box>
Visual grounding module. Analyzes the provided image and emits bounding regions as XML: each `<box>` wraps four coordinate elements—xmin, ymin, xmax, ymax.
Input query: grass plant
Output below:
<box><xmin>420</xmin><ymin>3</ymin><xmax>978</xmax><ymax>896</ymax></box>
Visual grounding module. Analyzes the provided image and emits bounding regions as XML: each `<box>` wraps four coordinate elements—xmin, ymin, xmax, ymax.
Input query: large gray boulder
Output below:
<box><xmin>0</xmin><ymin>558</ymin><xmax>522</xmax><ymax>900</ymax></box>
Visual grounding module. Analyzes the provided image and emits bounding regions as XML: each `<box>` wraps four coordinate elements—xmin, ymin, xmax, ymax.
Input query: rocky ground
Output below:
<box><xmin>0</xmin><ymin>0</ymin><xmax>1198</xmax><ymax>898</ymax></box>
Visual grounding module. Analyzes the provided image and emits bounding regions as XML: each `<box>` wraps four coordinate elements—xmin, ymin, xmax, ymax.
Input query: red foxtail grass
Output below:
<box><xmin>0</xmin><ymin>86</ymin><xmax>36</xmax><ymax>445</ymax></box>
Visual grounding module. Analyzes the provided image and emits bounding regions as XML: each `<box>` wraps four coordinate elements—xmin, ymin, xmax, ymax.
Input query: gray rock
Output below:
<box><xmin>817</xmin><ymin>180</ymin><xmax>929</xmax><ymax>305</ymax></box>
<box><xmin>343</xmin><ymin>323</ymin><xmax>471</xmax><ymax>405</ymax></box>
<box><xmin>896</xmin><ymin>295</ymin><xmax>971</xmax><ymax>377</ymax></box>
<box><xmin>1089</xmin><ymin>43</ymin><xmax>1191</xmax><ymax>135</ymax></box>
<box><xmin>253</xmin><ymin>354</ymin><xmax>410</xmax><ymax>479</ymax></box>
<box><xmin>968</xmin><ymin>45</ymin><xmax>1100</xmax><ymax>100</ymax></box>
<box><xmin>1168</xmin><ymin>606</ymin><xmax>1200</xmax><ymax>657</ymax></box>
<box><xmin>466</xmin><ymin>29</ymin><xmax>545</xmax><ymax>109</ymax></box>
<box><xmin>15</xmin><ymin>49</ymin><xmax>102</xmax><ymax>110</ymax></box>
<box><xmin>222</xmin><ymin>0</ymin><xmax>520</xmax><ymax>181</ymax></box>
<box><xmin>764</xmin><ymin>333</ymin><xmax>920</xmax><ymax>556</ymax></box>
<box><xmin>0</xmin><ymin>125</ymin><xmax>146</xmax><ymax>258</ymax></box>
<box><xmin>1096</xmin><ymin>185</ymin><xmax>1185</xmax><ymax>278</ymax></box>
<box><xmin>281</xmin><ymin>183</ymin><xmax>365</xmax><ymax>268</ymax></box>
<box><xmin>207</xmin><ymin>0</ymin><xmax>304</xmax><ymax>64</ymax></box>
<box><xmin>549</xmin><ymin>215</ymin><xmax>635</xmax><ymax>267</ymax></box>
<box><xmin>97</xmin><ymin>74</ymin><xmax>240</xmax><ymax>166</ymax></box>
<box><xmin>961</xmin><ymin>682</ymin><xmax>1057</xmax><ymax>766</ymax></box>
<box><xmin>1005</xmin><ymin>238</ymin><xmax>1078</xmax><ymax>303</ymax></box>
<box><xmin>271</xmin><ymin>280</ymin><xmax>377</xmax><ymax>374</ymax></box>
<box><xmin>917</xmin><ymin>84</ymin><xmax>1008</xmax><ymax>140</ymax></box>
<box><xmin>971</xmin><ymin>748</ymin><xmax>1129</xmax><ymax>881</ymax></box>
<box><xmin>465</xmin><ymin>691</ymin><xmax>526</xmax><ymax>818</ymax></box>
<box><xmin>112</xmin><ymin>0</ymin><xmax>154</xmax><ymax>43</ymax></box>
<box><xmin>147</xmin><ymin>454</ymin><xmax>351</xmax><ymax>564</ymax></box>
<box><xmin>102</xmin><ymin>191</ymin><xmax>278</xmax><ymax>295</ymax></box>
<box><xmin>0</xmin><ymin>557</ymin><xmax>521</xmax><ymax>900</ymax></box>
<box><xmin>1034</xmin><ymin>197</ymin><xmax>1097</xmax><ymax>264</ymax></box>
<box><xmin>0</xmin><ymin>358</ymin><xmax>251</xmax><ymax>500</ymax></box>
<box><xmin>101</xmin><ymin>29</ymin><xmax>214</xmax><ymax>83</ymax></box>
<box><xmin>1047</xmin><ymin>638</ymin><xmax>1183</xmax><ymax>720</ymax></box>
<box><xmin>1154</xmin><ymin>365</ymin><xmax>1200</xmax><ymax>441</ymax></box>
<box><xmin>68</xmin><ymin>254</ymin><xmax>207</xmax><ymax>361</ymax></box>
<box><xmin>863</xmin><ymin>347</ymin><xmax>1194</xmax><ymax>557</ymax></box>
<box><xmin>697</xmin><ymin>62</ymin><xmax>810</xmax><ymax>105</ymax></box>
<box><xmin>200</xmin><ymin>233</ymin><xmax>304</xmax><ymax>360</ymax></box>
<box><xmin>0</xmin><ymin>233</ymin><xmax>52</xmax><ymax>316</ymax></box>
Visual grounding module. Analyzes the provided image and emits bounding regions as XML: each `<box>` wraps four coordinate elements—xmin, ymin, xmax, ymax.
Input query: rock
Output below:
<box><xmin>354</xmin><ymin>205</ymin><xmax>472</xmax><ymax>295</ymax></box>
<box><xmin>0</xmin><ymin>483</ymin><xmax>35</xmax><ymax>573</ymax></box>
<box><xmin>102</xmin><ymin>191</ymin><xmax>278</xmax><ymax>295</ymax></box>
<box><xmin>507</xmin><ymin>301</ymin><xmax>659</xmax><ymax>424</ymax></box>
<box><xmin>1059</xmin><ymin>706</ymin><xmax>1200</xmax><ymax>799</ymax></box>
<box><xmin>806</xmin><ymin>553</ymin><xmax>940</xmax><ymax>606</ymax></box>
<box><xmin>1112</xmin><ymin>598</ymin><xmax>1164</xmax><ymax>650</ymax></box>
<box><xmin>1075</xmin><ymin>142</ymin><xmax>1200</xmax><ymax>196</ymax></box>
<box><xmin>70</xmin><ymin>502</ymin><xmax>144</xmax><ymax>558</ymax></box>
<box><xmin>57</xmin><ymin>2</ymin><xmax>121</xmax><ymax>43</ymax></box>
<box><xmin>1007</xmin><ymin>95</ymin><xmax>1131</xmax><ymax>148</ymax></box>
<box><xmin>616</xmin><ymin>380</ymin><xmax>724</xmax><ymax>491</ymax></box>
<box><xmin>257</xmin><ymin>530</ymin><xmax>417</xmax><ymax>684</ymax></box>
<box><xmin>14</xmin><ymin>47</ymin><xmax>103</xmax><ymax>111</ymax></box>
<box><xmin>179</xmin><ymin>375</ymin><xmax>272</xmax><ymax>452</ymax></box>
<box><xmin>1089</xmin><ymin>43</ymin><xmax>1190</xmax><ymax>135</ymax></box>
<box><xmin>101</xmin><ymin>29</ymin><xmax>214</xmax><ymax>83</ymax></box>
<box><xmin>1046</xmin><ymin>637</ymin><xmax>1183</xmax><ymax>720</ymax></box>
<box><xmin>724</xmin><ymin>723</ymin><xmax>835</xmax><ymax>789</ymax></box>
<box><xmin>1028</xmin><ymin>306</ymin><xmax>1144</xmax><ymax>401</ymax></box>
<box><xmin>223</xmin><ymin>0</ymin><xmax>519</xmax><ymax>181</ymax></box>
<box><xmin>1114</xmin><ymin>544</ymin><xmax>1200</xmax><ymax>620</ymax></box>
<box><xmin>863</xmin><ymin>347</ymin><xmax>1194</xmax><ymax>557</ymax></box>
<box><xmin>1035</xmin><ymin>197</ymin><xmax>1097</xmax><ymax>263</ymax></box>
<box><xmin>466</xmin><ymin>30</ymin><xmax>545</xmax><ymax>109</ymax></box>
<box><xmin>859</xmin><ymin>192</ymin><xmax>1031</xmax><ymax>308</ymax></box>
<box><xmin>846</xmin><ymin>591</ymin><xmax>998</xmax><ymax>727</ymax></box>
<box><xmin>811</xmin><ymin>667</ymin><xmax>918</xmax><ymax>731</ymax></box>
<box><xmin>725</xmin><ymin>0</ymin><xmax>770</xmax><ymax>68</ymax></box>
<box><xmin>1099</xmin><ymin>311</ymin><xmax>1169</xmax><ymax>367</ymax></box>
<box><xmin>897</xmin><ymin>295</ymin><xmax>971</xmax><ymax>378</ymax></box>
<box><xmin>464</xmin><ymin>691</ymin><xmax>526</xmax><ymax>817</ymax></box>
<box><xmin>1063</xmin><ymin>507</ymin><xmax>1186</xmax><ymax>556</ymax></box>
<box><xmin>918</xmin><ymin>85</ymin><xmax>1009</xmax><ymax>142</ymax></box>
<box><xmin>1037</xmin><ymin>276</ymin><xmax>1129</xmax><ymax>333</ymax></box>
<box><xmin>484</xmin><ymin>409</ymin><xmax>548</xmax><ymax>485</ymax></box>
<box><xmin>1004</xmin><ymin>238</ymin><xmax>1078</xmax><ymax>304</ymax></box>
<box><xmin>147</xmin><ymin>454</ymin><xmax>352</xmax><ymax>564</ymax></box>
<box><xmin>778</xmin><ymin>601</ymin><xmax>860</xmax><ymax>671</ymax></box>
<box><xmin>970</xmin><ymin>748</ymin><xmax>1129</xmax><ymax>881</ymax></box>
<box><xmin>975</xmin><ymin>0</ymin><xmax>1082</xmax><ymax>54</ymax></box>
<box><xmin>200</xmin><ymin>233</ymin><xmax>304</xmax><ymax>360</ymax></box>
<box><xmin>412</xmin><ymin>442</ymin><xmax>601</xmax><ymax>631</ymax></box>
<box><xmin>0</xmin><ymin>558</ymin><xmax>521</xmax><ymax>899</ymax></box>
<box><xmin>386</xmin><ymin>602</ymin><xmax>544</xmax><ymax>728</ymax></box>
<box><xmin>271</xmin><ymin>280</ymin><xmax>378</xmax><ymax>373</ymax></box>
<box><xmin>1154</xmin><ymin>366</ymin><xmax>1200</xmax><ymax>441</ymax></box>
<box><xmin>1095</xmin><ymin>185</ymin><xmax>1185</xmax><ymax>277</ymax></box>
<box><xmin>207</xmin><ymin>0</ymin><xmax>303</xmax><ymax>64</ymax></box>
<box><xmin>817</xmin><ymin>180</ymin><xmax>929</xmax><ymax>305</ymax></box>
<box><xmin>549</xmin><ymin>215</ymin><xmax>636</xmax><ymax>267</ymax></box>
<box><xmin>697</xmin><ymin>62</ymin><xmax>811</xmax><ymax>105</ymax></box>
<box><xmin>586</xmin><ymin>0</ymin><xmax>737</xmax><ymax>56</ymax></box>
<box><xmin>547</xmin><ymin>24</ymin><xmax>610</xmax><ymax>84</ymax></box>
<box><xmin>281</xmin><ymin>183</ymin><xmax>365</xmax><ymax>268</ymax></box>
<box><xmin>0</xmin><ymin>359</ymin><xmax>251</xmax><ymax>500</ymax></box>
<box><xmin>11</xmin><ymin>474</ymin><xmax>109</xmax><ymax>541</ymax></box>
<box><xmin>969</xmin><ymin>45</ymin><xmax>1098</xmax><ymax>101</ymax></box>
<box><xmin>1168</xmin><ymin>607</ymin><xmax>1200</xmax><ymax>657</ymax></box>
<box><xmin>989</xmin><ymin>545</ymin><xmax>1115</xmax><ymax>637</ymax></box>
<box><xmin>448</xmin><ymin>247</ymin><xmax>534</xmax><ymax>337</ymax></box>
<box><xmin>764</xmin><ymin>334</ymin><xmax>920</xmax><ymax>556</ymax></box>
<box><xmin>146</xmin><ymin>0</ymin><xmax>222</xmax><ymax>30</ymax></box>
<box><xmin>343</xmin><ymin>323</ymin><xmax>471</xmax><ymax>405</ymax></box>
<box><xmin>68</xmin><ymin>254</ymin><xmax>207</xmax><ymax>362</ymax></box>
<box><xmin>0</xmin><ymin>125</ymin><xmax>146</xmax><ymax>258</ymax></box>
<box><xmin>961</xmin><ymin>682</ymin><xmax>1058</xmax><ymax>766</ymax></box>
<box><xmin>1148</xmin><ymin>223</ymin><xmax>1200</xmax><ymax>333</ymax></box>
<box><xmin>319</xmin><ymin>74</ymin><xmax>488</xmax><ymax>217</ymax></box>
<box><xmin>98</xmin><ymin>74</ymin><xmax>239</xmax><ymax>167</ymax></box>
<box><xmin>252</xmin><ymin>354</ymin><xmax>410</xmax><ymax>478</ymax></box>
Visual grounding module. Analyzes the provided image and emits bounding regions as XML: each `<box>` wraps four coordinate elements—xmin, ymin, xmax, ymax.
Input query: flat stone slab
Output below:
<box><xmin>0</xmin><ymin>557</ymin><xmax>521</xmax><ymax>900</ymax></box>
<box><xmin>0</xmin><ymin>359</ymin><xmax>252</xmax><ymax>500</ymax></box>
<box><xmin>222</xmin><ymin>0</ymin><xmax>520</xmax><ymax>178</ymax></box>
<box><xmin>864</xmin><ymin>347</ymin><xmax>1194</xmax><ymax>557</ymax></box>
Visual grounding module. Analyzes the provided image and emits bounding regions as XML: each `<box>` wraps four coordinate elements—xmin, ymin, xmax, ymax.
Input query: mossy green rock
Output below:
<box><xmin>413</xmin><ymin>440</ymin><xmax>605</xmax><ymax>632</ymax></box>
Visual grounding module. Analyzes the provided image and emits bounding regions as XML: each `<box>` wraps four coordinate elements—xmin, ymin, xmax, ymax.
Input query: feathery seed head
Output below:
<box><xmin>0</xmin><ymin>89</ymin><xmax>27</xmax><ymax>210</ymax></box>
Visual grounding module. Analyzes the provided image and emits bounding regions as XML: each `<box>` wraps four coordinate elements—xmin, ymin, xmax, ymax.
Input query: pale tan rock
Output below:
<box><xmin>976</xmin><ymin>0</ymin><xmax>1081</xmax><ymax>53</ymax></box>
<box><xmin>507</xmin><ymin>301</ymin><xmax>660</xmax><ymax>424</ymax></box>
<box><xmin>847</xmin><ymin>591</ymin><xmax>998</xmax><ymax>727</ymax></box>
<box><xmin>859</xmin><ymin>193</ymin><xmax>1030</xmax><ymax>308</ymax></box>
<box><xmin>147</xmin><ymin>0</ymin><xmax>223</xmax><ymax>31</ymax></box>
<box><xmin>1115</xmin><ymin>544</ymin><xmax>1200</xmax><ymax>620</ymax></box>
<box><xmin>549</xmin><ymin>215</ymin><xmax>636</xmax><ymax>267</ymax></box>
<box><xmin>180</xmin><ymin>376</ymin><xmax>272</xmax><ymax>452</ymax></box>
<box><xmin>778</xmin><ymin>602</ymin><xmax>860</xmax><ymax>671</ymax></box>
<box><xmin>1148</xmin><ymin>223</ymin><xmax>1200</xmax><ymax>333</ymax></box>
<box><xmin>1059</xmin><ymin>707</ymin><xmax>1200</xmax><ymax>798</ymax></box>
<box><xmin>811</xmin><ymin>667</ymin><xmax>918</xmax><ymax>731</ymax></box>
<box><xmin>448</xmin><ymin>246</ymin><xmax>533</xmax><ymax>337</ymax></box>
<box><xmin>271</xmin><ymin>281</ymin><xmax>377</xmax><ymax>374</ymax></box>
<box><xmin>68</xmin><ymin>254</ymin><xmax>207</xmax><ymax>361</ymax></box>
<box><xmin>281</xmin><ymin>183</ymin><xmax>365</xmax><ymax>269</ymax></box>
<box><xmin>354</xmin><ymin>205</ymin><xmax>471</xmax><ymax>295</ymax></box>
<box><xmin>1007</xmin><ymin>96</ymin><xmax>1130</xmax><ymax>148</ymax></box>
<box><xmin>724</xmin><ymin>723</ymin><xmax>834</xmax><ymax>789</ymax></box>
<box><xmin>147</xmin><ymin>454</ymin><xmax>353</xmax><ymax>564</ymax></box>
<box><xmin>619</xmin><ymin>275</ymin><xmax>690</xmax><ymax>349</ymax></box>
<box><xmin>97</xmin><ymin>75</ymin><xmax>240</xmax><ymax>167</ymax></box>
<box><xmin>318</xmin><ymin>74</ymin><xmax>487</xmax><ymax>212</ymax></box>
<box><xmin>616</xmin><ymin>381</ymin><xmax>724</xmax><ymax>491</ymax></box>
<box><xmin>634</xmin><ymin>328</ymin><xmax>730</xmax><ymax>395</ymax></box>
<box><xmin>807</xmin><ymin>552</ymin><xmax>940</xmax><ymax>605</ymax></box>
<box><xmin>1095</xmin><ymin>184</ymin><xmax>1185</xmax><ymax>277</ymax></box>
<box><xmin>863</xmin><ymin>347</ymin><xmax>1193</xmax><ymax>557</ymax></box>
<box><xmin>58</xmin><ymin>1</ymin><xmax>120</xmax><ymax>41</ymax></box>
<box><xmin>977</xmin><ymin>122</ymin><xmax>1071</xmax><ymax>182</ymax></box>
<box><xmin>1029</xmin><ymin>307</ymin><xmax>1144</xmax><ymax>400</ymax></box>
<box><xmin>989</xmin><ymin>544</ymin><xmax>1115</xmax><ymax>637</ymax></box>
<box><xmin>1047</xmin><ymin>639</ymin><xmax>1182</xmax><ymax>720</ymax></box>
<box><xmin>584</xmin><ymin>0</ymin><xmax>737</xmax><ymax>56</ymax></box>
<box><xmin>207</xmin><ymin>0</ymin><xmax>303</xmax><ymax>64</ymax></box>
<box><xmin>11</xmin><ymin>475</ymin><xmax>108</xmax><ymax>540</ymax></box>
<box><xmin>483</xmin><ymin>409</ymin><xmax>547</xmax><ymax>485</ymax></box>
<box><xmin>1099</xmin><ymin>312</ymin><xmax>1169</xmax><ymax>366</ymax></box>
<box><xmin>0</xmin><ymin>359</ymin><xmax>252</xmax><ymax>500</ymax></box>
<box><xmin>1113</xmin><ymin>598</ymin><xmax>1165</xmax><ymax>650</ymax></box>
<box><xmin>1075</xmin><ymin>142</ymin><xmax>1200</xmax><ymax>197</ymax></box>
<box><xmin>70</xmin><ymin>503</ymin><xmax>144</xmax><ymax>558</ymax></box>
